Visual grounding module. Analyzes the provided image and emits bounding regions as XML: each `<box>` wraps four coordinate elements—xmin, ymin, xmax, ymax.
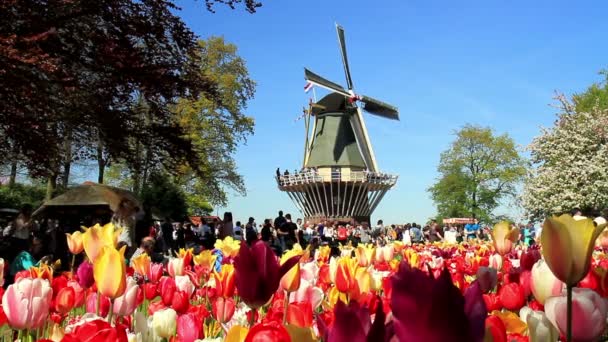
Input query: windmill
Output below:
<box><xmin>276</xmin><ymin>24</ymin><xmax>399</xmax><ymax>224</ymax></box>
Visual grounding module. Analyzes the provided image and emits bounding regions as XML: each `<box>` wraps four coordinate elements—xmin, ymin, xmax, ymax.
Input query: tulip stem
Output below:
<box><xmin>567</xmin><ymin>285</ymin><xmax>572</xmax><ymax>342</ymax></box>
<box><xmin>71</xmin><ymin>254</ymin><xmax>76</xmax><ymax>275</ymax></box>
<box><xmin>96</xmin><ymin>291</ymin><xmax>101</xmax><ymax>316</ymax></box>
<box><xmin>108</xmin><ymin>300</ymin><xmax>114</xmax><ymax>325</ymax></box>
<box><xmin>283</xmin><ymin>291</ymin><xmax>289</xmax><ymax>326</ymax></box>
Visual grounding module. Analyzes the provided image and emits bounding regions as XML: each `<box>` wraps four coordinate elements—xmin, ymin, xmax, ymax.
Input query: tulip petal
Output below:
<box><xmin>541</xmin><ymin>217</ymin><xmax>574</xmax><ymax>284</ymax></box>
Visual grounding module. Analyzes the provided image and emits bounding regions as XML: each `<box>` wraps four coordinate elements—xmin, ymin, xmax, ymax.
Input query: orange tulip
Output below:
<box><xmin>214</xmin><ymin>264</ymin><xmax>236</xmax><ymax>297</ymax></box>
<box><xmin>93</xmin><ymin>245</ymin><xmax>127</xmax><ymax>299</ymax></box>
<box><xmin>334</xmin><ymin>258</ymin><xmax>356</xmax><ymax>293</ymax></box>
<box><xmin>280</xmin><ymin>249</ymin><xmax>302</xmax><ymax>293</ymax></box>
<box><xmin>355</xmin><ymin>244</ymin><xmax>375</xmax><ymax>267</ymax></box>
<box><xmin>131</xmin><ymin>253</ymin><xmax>151</xmax><ymax>278</ymax></box>
<box><xmin>82</xmin><ymin>223</ymin><xmax>121</xmax><ymax>262</ymax></box>
<box><xmin>491</xmin><ymin>222</ymin><xmax>519</xmax><ymax>255</ymax></box>
<box><xmin>177</xmin><ymin>248</ymin><xmax>194</xmax><ymax>267</ymax></box>
<box><xmin>66</xmin><ymin>231</ymin><xmax>84</xmax><ymax>255</ymax></box>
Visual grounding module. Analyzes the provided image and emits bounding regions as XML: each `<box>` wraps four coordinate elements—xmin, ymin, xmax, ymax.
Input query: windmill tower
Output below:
<box><xmin>276</xmin><ymin>24</ymin><xmax>398</xmax><ymax>224</ymax></box>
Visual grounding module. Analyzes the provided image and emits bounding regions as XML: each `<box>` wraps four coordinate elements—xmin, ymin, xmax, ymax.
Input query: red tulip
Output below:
<box><xmin>483</xmin><ymin>293</ymin><xmax>503</xmax><ymax>312</ymax></box>
<box><xmin>144</xmin><ymin>282</ymin><xmax>158</xmax><ymax>300</ymax></box>
<box><xmin>85</xmin><ymin>292</ymin><xmax>110</xmax><ymax>317</ymax></box>
<box><xmin>498</xmin><ymin>283</ymin><xmax>525</xmax><ymax>311</ymax></box>
<box><xmin>62</xmin><ymin>319</ymin><xmax>128</xmax><ymax>342</ymax></box>
<box><xmin>68</xmin><ymin>281</ymin><xmax>86</xmax><ymax>308</ymax></box>
<box><xmin>212</xmin><ymin>297</ymin><xmax>236</xmax><ymax>323</ymax></box>
<box><xmin>177</xmin><ymin>312</ymin><xmax>203</xmax><ymax>342</ymax></box>
<box><xmin>519</xmin><ymin>249</ymin><xmax>541</xmax><ymax>271</ymax></box>
<box><xmin>578</xmin><ymin>269</ymin><xmax>599</xmax><ymax>291</ymax></box>
<box><xmin>55</xmin><ymin>287</ymin><xmax>76</xmax><ymax>314</ymax></box>
<box><xmin>159</xmin><ymin>276</ymin><xmax>176</xmax><ymax>306</ymax></box>
<box><xmin>390</xmin><ymin>263</ymin><xmax>486</xmax><ymax>342</ymax></box>
<box><xmin>519</xmin><ymin>270</ymin><xmax>532</xmax><ymax>297</ymax></box>
<box><xmin>171</xmin><ymin>290</ymin><xmax>190</xmax><ymax>314</ymax></box>
<box><xmin>148</xmin><ymin>263</ymin><xmax>164</xmax><ymax>283</ymax></box>
<box><xmin>234</xmin><ymin>241</ymin><xmax>300</xmax><ymax>309</ymax></box>
<box><xmin>286</xmin><ymin>301</ymin><xmax>313</xmax><ymax>328</ymax></box>
<box><xmin>147</xmin><ymin>300</ymin><xmax>166</xmax><ymax>315</ymax></box>
<box><xmin>326</xmin><ymin>299</ymin><xmax>386</xmax><ymax>341</ymax></box>
<box><xmin>245</xmin><ymin>321</ymin><xmax>291</xmax><ymax>342</ymax></box>
<box><xmin>485</xmin><ymin>315</ymin><xmax>507</xmax><ymax>342</ymax></box>
<box><xmin>52</xmin><ymin>275</ymin><xmax>68</xmax><ymax>298</ymax></box>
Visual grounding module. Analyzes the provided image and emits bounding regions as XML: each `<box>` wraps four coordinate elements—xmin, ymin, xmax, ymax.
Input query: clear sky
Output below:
<box><xmin>170</xmin><ymin>0</ymin><xmax>608</xmax><ymax>224</ymax></box>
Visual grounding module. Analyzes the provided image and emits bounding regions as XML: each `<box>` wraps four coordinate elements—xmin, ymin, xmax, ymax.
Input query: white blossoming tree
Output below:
<box><xmin>523</xmin><ymin>88</ymin><xmax>608</xmax><ymax>220</ymax></box>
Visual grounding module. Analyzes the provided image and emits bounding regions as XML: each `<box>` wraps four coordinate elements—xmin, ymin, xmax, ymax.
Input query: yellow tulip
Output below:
<box><xmin>355</xmin><ymin>244</ymin><xmax>375</xmax><ymax>267</ymax></box>
<box><xmin>94</xmin><ymin>245</ymin><xmax>127</xmax><ymax>299</ymax></box>
<box><xmin>354</xmin><ymin>267</ymin><xmax>371</xmax><ymax>294</ymax></box>
<box><xmin>131</xmin><ymin>253</ymin><xmax>151</xmax><ymax>278</ymax></box>
<box><xmin>280</xmin><ymin>248</ymin><xmax>303</xmax><ymax>293</ymax></box>
<box><xmin>82</xmin><ymin>223</ymin><xmax>122</xmax><ymax>262</ymax></box>
<box><xmin>214</xmin><ymin>236</ymin><xmax>241</xmax><ymax>258</ymax></box>
<box><xmin>66</xmin><ymin>231</ymin><xmax>84</xmax><ymax>255</ymax></box>
<box><xmin>541</xmin><ymin>214</ymin><xmax>606</xmax><ymax>285</ymax></box>
<box><xmin>225</xmin><ymin>325</ymin><xmax>249</xmax><ymax>342</ymax></box>
<box><xmin>193</xmin><ymin>250</ymin><xmax>217</xmax><ymax>271</ymax></box>
<box><xmin>491</xmin><ymin>222</ymin><xmax>520</xmax><ymax>255</ymax></box>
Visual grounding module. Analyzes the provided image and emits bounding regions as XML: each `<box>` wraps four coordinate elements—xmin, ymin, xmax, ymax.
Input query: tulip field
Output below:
<box><xmin>1</xmin><ymin>214</ymin><xmax>607</xmax><ymax>341</ymax></box>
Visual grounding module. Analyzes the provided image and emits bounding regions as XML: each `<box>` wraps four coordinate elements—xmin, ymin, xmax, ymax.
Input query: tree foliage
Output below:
<box><xmin>105</xmin><ymin>36</ymin><xmax>254</xmax><ymax>211</ymax></box>
<box><xmin>0</xmin><ymin>0</ymin><xmax>258</xmax><ymax>197</ymax></box>
<box><xmin>523</xmin><ymin>82</ymin><xmax>608</xmax><ymax>220</ymax></box>
<box><xmin>0</xmin><ymin>183</ymin><xmax>46</xmax><ymax>209</ymax></box>
<box><xmin>429</xmin><ymin>125</ymin><xmax>527</xmax><ymax>223</ymax></box>
<box><xmin>140</xmin><ymin>172</ymin><xmax>188</xmax><ymax>221</ymax></box>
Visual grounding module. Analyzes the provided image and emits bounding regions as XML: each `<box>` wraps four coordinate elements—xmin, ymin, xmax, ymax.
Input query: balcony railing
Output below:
<box><xmin>276</xmin><ymin>169</ymin><xmax>398</xmax><ymax>187</ymax></box>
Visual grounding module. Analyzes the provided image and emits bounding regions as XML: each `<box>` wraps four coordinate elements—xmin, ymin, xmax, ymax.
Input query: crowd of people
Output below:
<box><xmin>0</xmin><ymin>204</ymin><xmax>545</xmax><ymax>288</ymax></box>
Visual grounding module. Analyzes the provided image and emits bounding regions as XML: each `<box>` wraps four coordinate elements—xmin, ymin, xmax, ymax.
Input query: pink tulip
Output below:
<box><xmin>175</xmin><ymin>275</ymin><xmax>195</xmax><ymax>298</ymax></box>
<box><xmin>149</xmin><ymin>263</ymin><xmax>164</xmax><ymax>283</ymax></box>
<box><xmin>86</xmin><ymin>292</ymin><xmax>110</xmax><ymax>317</ymax></box>
<box><xmin>545</xmin><ymin>287</ymin><xmax>607</xmax><ymax>342</ymax></box>
<box><xmin>168</xmin><ymin>258</ymin><xmax>184</xmax><ymax>277</ymax></box>
<box><xmin>489</xmin><ymin>254</ymin><xmax>503</xmax><ymax>271</ymax></box>
<box><xmin>113</xmin><ymin>277</ymin><xmax>139</xmax><ymax>316</ymax></box>
<box><xmin>530</xmin><ymin>259</ymin><xmax>563</xmax><ymax>305</ymax></box>
<box><xmin>2</xmin><ymin>278</ymin><xmax>53</xmax><ymax>330</ymax></box>
<box><xmin>375</xmin><ymin>246</ymin><xmax>394</xmax><ymax>263</ymax></box>
<box><xmin>289</xmin><ymin>279</ymin><xmax>324</xmax><ymax>310</ymax></box>
<box><xmin>77</xmin><ymin>261</ymin><xmax>95</xmax><ymax>289</ymax></box>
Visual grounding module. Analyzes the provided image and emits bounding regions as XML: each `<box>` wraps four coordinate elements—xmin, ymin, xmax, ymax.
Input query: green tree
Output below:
<box><xmin>140</xmin><ymin>172</ymin><xmax>188</xmax><ymax>221</ymax></box>
<box><xmin>0</xmin><ymin>183</ymin><xmax>46</xmax><ymax>209</ymax></box>
<box><xmin>104</xmin><ymin>37</ymin><xmax>254</xmax><ymax>212</ymax></box>
<box><xmin>429</xmin><ymin>125</ymin><xmax>527</xmax><ymax>223</ymax></box>
<box><xmin>0</xmin><ymin>0</ymin><xmax>259</xmax><ymax>198</ymax></box>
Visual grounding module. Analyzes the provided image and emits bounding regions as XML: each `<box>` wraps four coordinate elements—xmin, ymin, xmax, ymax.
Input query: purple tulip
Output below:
<box><xmin>326</xmin><ymin>299</ymin><xmax>386</xmax><ymax>342</ymax></box>
<box><xmin>391</xmin><ymin>262</ymin><xmax>486</xmax><ymax>342</ymax></box>
<box><xmin>234</xmin><ymin>241</ymin><xmax>300</xmax><ymax>309</ymax></box>
<box><xmin>475</xmin><ymin>266</ymin><xmax>498</xmax><ymax>293</ymax></box>
<box><xmin>77</xmin><ymin>261</ymin><xmax>95</xmax><ymax>289</ymax></box>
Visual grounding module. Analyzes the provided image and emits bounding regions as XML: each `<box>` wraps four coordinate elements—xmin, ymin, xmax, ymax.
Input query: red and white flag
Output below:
<box><xmin>304</xmin><ymin>81</ymin><xmax>314</xmax><ymax>93</ymax></box>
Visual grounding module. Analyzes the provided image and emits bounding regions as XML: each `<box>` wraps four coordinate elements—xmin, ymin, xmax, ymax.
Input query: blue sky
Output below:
<box><xmin>170</xmin><ymin>0</ymin><xmax>608</xmax><ymax>224</ymax></box>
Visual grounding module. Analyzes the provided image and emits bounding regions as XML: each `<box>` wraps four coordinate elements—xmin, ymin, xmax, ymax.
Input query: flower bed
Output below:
<box><xmin>1</xmin><ymin>215</ymin><xmax>607</xmax><ymax>341</ymax></box>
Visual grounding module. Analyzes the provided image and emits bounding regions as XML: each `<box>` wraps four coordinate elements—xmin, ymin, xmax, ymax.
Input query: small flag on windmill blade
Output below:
<box><xmin>304</xmin><ymin>81</ymin><xmax>314</xmax><ymax>93</ymax></box>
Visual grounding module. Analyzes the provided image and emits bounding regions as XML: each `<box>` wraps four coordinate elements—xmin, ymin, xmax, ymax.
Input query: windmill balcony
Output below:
<box><xmin>276</xmin><ymin>169</ymin><xmax>398</xmax><ymax>189</ymax></box>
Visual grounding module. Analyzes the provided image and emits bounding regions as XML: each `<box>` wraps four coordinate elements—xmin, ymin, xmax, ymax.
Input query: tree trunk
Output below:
<box><xmin>46</xmin><ymin>173</ymin><xmax>57</xmax><ymax>201</ymax></box>
<box><xmin>8</xmin><ymin>161</ymin><xmax>17</xmax><ymax>187</ymax></box>
<box><xmin>97</xmin><ymin>134</ymin><xmax>105</xmax><ymax>184</ymax></box>
<box><xmin>61</xmin><ymin>129</ymin><xmax>72</xmax><ymax>188</ymax></box>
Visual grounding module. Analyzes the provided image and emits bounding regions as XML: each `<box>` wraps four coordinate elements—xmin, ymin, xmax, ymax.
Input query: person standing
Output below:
<box><xmin>218</xmin><ymin>212</ymin><xmax>234</xmax><ymax>240</ymax></box>
<box><xmin>279</xmin><ymin>214</ymin><xmax>297</xmax><ymax>250</ymax></box>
